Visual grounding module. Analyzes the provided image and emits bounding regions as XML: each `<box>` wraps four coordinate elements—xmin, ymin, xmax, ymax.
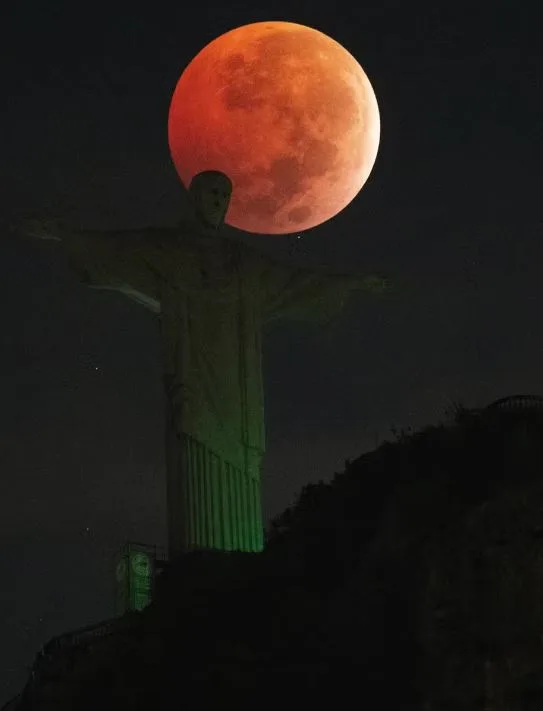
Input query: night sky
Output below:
<box><xmin>1</xmin><ymin>0</ymin><xmax>542</xmax><ymax>700</ymax></box>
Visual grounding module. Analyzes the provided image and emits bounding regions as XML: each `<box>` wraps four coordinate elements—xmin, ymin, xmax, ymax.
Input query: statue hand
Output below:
<box><xmin>17</xmin><ymin>217</ymin><xmax>65</xmax><ymax>241</ymax></box>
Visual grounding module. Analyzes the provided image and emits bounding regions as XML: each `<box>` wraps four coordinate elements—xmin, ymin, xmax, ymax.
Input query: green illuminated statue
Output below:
<box><xmin>24</xmin><ymin>171</ymin><xmax>390</xmax><ymax>559</ymax></box>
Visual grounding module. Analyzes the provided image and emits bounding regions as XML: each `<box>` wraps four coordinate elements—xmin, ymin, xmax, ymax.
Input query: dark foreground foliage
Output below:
<box><xmin>17</xmin><ymin>402</ymin><xmax>543</xmax><ymax>710</ymax></box>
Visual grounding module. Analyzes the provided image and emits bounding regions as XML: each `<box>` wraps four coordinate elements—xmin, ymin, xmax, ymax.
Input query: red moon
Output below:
<box><xmin>168</xmin><ymin>21</ymin><xmax>380</xmax><ymax>235</ymax></box>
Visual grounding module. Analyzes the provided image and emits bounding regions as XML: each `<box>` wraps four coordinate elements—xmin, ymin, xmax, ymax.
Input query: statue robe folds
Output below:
<box><xmin>64</xmin><ymin>225</ymin><xmax>385</xmax><ymax>557</ymax></box>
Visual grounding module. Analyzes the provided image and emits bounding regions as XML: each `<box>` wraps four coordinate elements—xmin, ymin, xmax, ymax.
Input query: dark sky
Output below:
<box><xmin>1</xmin><ymin>0</ymin><xmax>542</xmax><ymax>700</ymax></box>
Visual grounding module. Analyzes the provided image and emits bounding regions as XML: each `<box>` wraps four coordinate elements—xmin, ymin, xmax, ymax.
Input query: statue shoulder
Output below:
<box><xmin>139</xmin><ymin>225</ymin><xmax>185</xmax><ymax>249</ymax></box>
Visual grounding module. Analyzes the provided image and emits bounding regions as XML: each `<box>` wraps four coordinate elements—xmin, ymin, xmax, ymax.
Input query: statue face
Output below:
<box><xmin>189</xmin><ymin>171</ymin><xmax>232</xmax><ymax>231</ymax></box>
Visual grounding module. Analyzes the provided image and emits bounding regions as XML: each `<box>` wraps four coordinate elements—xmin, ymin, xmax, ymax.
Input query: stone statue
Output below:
<box><xmin>22</xmin><ymin>170</ymin><xmax>391</xmax><ymax>559</ymax></box>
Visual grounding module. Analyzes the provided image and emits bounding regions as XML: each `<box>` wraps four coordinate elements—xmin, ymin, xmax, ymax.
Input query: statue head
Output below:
<box><xmin>188</xmin><ymin>171</ymin><xmax>232</xmax><ymax>231</ymax></box>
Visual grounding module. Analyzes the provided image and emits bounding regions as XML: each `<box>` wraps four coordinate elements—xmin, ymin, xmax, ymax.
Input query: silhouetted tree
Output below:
<box><xmin>17</xmin><ymin>400</ymin><xmax>543</xmax><ymax>710</ymax></box>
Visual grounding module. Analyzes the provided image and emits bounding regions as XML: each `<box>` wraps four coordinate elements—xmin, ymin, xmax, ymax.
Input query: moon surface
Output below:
<box><xmin>168</xmin><ymin>21</ymin><xmax>380</xmax><ymax>234</ymax></box>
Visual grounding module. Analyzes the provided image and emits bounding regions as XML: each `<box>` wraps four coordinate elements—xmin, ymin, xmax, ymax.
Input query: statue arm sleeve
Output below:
<box><xmin>62</xmin><ymin>229</ymin><xmax>158</xmax><ymax>295</ymax></box>
<box><xmin>259</xmin><ymin>256</ymin><xmax>391</xmax><ymax>324</ymax></box>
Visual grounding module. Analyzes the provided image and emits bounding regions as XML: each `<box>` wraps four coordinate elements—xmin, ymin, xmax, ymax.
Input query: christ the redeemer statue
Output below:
<box><xmin>26</xmin><ymin>171</ymin><xmax>389</xmax><ymax>560</ymax></box>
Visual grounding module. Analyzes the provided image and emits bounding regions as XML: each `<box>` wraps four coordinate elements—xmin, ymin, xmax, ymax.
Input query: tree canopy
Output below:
<box><xmin>17</xmin><ymin>401</ymin><xmax>543</xmax><ymax>710</ymax></box>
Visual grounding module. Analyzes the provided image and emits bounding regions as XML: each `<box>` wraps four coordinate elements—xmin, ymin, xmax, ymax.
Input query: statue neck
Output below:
<box><xmin>184</xmin><ymin>212</ymin><xmax>224</xmax><ymax>240</ymax></box>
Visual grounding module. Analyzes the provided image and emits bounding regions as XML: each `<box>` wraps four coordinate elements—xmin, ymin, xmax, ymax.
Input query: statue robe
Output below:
<box><xmin>64</xmin><ymin>223</ymin><xmax>377</xmax><ymax>557</ymax></box>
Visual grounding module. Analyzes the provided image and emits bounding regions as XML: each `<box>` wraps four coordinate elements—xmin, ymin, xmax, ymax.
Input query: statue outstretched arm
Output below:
<box><xmin>19</xmin><ymin>218</ymin><xmax>167</xmax><ymax>311</ymax></box>
<box><xmin>258</xmin><ymin>255</ymin><xmax>393</xmax><ymax>325</ymax></box>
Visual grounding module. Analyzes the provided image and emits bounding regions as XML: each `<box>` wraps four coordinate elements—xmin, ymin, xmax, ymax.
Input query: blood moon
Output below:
<box><xmin>168</xmin><ymin>21</ymin><xmax>380</xmax><ymax>235</ymax></box>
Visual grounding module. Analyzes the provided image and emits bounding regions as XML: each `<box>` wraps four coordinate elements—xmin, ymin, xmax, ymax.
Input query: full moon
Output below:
<box><xmin>168</xmin><ymin>21</ymin><xmax>380</xmax><ymax>234</ymax></box>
